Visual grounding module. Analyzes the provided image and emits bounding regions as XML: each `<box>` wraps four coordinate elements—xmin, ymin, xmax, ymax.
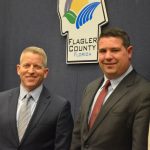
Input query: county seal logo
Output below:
<box><xmin>58</xmin><ymin>0</ymin><xmax>108</xmax><ymax>64</ymax></box>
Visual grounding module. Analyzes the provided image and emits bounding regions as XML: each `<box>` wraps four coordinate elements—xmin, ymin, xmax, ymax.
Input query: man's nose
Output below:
<box><xmin>105</xmin><ymin>51</ymin><xmax>113</xmax><ymax>59</ymax></box>
<box><xmin>28</xmin><ymin>65</ymin><xmax>35</xmax><ymax>72</ymax></box>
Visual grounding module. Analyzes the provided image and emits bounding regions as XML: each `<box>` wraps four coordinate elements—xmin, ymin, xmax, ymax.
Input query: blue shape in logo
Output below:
<box><xmin>76</xmin><ymin>2</ymin><xmax>100</xmax><ymax>29</ymax></box>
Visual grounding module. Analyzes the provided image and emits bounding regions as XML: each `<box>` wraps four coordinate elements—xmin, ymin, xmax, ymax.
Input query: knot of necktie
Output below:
<box><xmin>25</xmin><ymin>93</ymin><xmax>32</xmax><ymax>100</ymax></box>
<box><xmin>103</xmin><ymin>80</ymin><xmax>111</xmax><ymax>89</ymax></box>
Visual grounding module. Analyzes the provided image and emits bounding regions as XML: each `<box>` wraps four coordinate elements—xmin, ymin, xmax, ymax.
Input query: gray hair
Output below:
<box><xmin>20</xmin><ymin>46</ymin><xmax>48</xmax><ymax>67</ymax></box>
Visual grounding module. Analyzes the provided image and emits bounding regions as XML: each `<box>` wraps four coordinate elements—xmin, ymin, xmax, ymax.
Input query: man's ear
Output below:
<box><xmin>127</xmin><ymin>46</ymin><xmax>133</xmax><ymax>60</ymax></box>
<box><xmin>16</xmin><ymin>64</ymin><xmax>20</xmax><ymax>75</ymax></box>
<box><xmin>44</xmin><ymin>68</ymin><xmax>49</xmax><ymax>78</ymax></box>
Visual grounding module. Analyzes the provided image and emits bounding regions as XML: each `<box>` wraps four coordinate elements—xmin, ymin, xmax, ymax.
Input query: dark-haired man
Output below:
<box><xmin>70</xmin><ymin>27</ymin><xmax>150</xmax><ymax>150</ymax></box>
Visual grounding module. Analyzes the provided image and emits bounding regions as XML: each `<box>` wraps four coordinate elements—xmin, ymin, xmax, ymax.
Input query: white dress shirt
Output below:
<box><xmin>16</xmin><ymin>84</ymin><xmax>43</xmax><ymax>126</ymax></box>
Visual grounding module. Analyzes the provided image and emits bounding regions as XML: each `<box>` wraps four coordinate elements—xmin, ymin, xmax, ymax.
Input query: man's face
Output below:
<box><xmin>98</xmin><ymin>37</ymin><xmax>133</xmax><ymax>79</ymax></box>
<box><xmin>17</xmin><ymin>52</ymin><xmax>48</xmax><ymax>91</ymax></box>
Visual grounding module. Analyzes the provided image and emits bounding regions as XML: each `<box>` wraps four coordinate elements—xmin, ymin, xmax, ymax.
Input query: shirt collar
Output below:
<box><xmin>104</xmin><ymin>65</ymin><xmax>133</xmax><ymax>90</ymax></box>
<box><xmin>19</xmin><ymin>84</ymin><xmax>43</xmax><ymax>103</ymax></box>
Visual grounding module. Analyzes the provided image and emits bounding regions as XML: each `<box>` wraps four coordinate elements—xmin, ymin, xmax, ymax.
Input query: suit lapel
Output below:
<box><xmin>21</xmin><ymin>87</ymin><xmax>51</xmax><ymax>142</ymax></box>
<box><xmin>83</xmin><ymin>78</ymin><xmax>103</xmax><ymax>134</ymax></box>
<box><xmin>8</xmin><ymin>88</ymin><xmax>20</xmax><ymax>145</ymax></box>
<box><xmin>86</xmin><ymin>70</ymin><xmax>136</xmax><ymax>139</ymax></box>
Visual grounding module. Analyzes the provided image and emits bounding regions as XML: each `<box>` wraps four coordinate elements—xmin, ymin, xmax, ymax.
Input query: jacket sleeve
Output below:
<box><xmin>70</xmin><ymin>109</ymin><xmax>82</xmax><ymax>150</ymax></box>
<box><xmin>54</xmin><ymin>101</ymin><xmax>74</xmax><ymax>150</ymax></box>
<box><xmin>132</xmin><ymin>93</ymin><xmax>150</xmax><ymax>150</ymax></box>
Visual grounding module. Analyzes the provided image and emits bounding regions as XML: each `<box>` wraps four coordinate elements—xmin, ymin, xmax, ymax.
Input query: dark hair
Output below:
<box><xmin>99</xmin><ymin>27</ymin><xmax>131</xmax><ymax>48</ymax></box>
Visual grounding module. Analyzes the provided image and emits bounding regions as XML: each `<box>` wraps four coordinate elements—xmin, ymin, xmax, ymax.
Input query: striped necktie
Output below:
<box><xmin>18</xmin><ymin>93</ymin><xmax>32</xmax><ymax>141</ymax></box>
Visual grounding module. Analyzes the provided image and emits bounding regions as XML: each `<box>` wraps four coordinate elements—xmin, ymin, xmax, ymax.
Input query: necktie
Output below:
<box><xmin>89</xmin><ymin>80</ymin><xmax>111</xmax><ymax>128</ymax></box>
<box><xmin>18</xmin><ymin>94</ymin><xmax>32</xmax><ymax>141</ymax></box>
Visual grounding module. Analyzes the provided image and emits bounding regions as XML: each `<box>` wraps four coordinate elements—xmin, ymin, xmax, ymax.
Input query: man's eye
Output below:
<box><xmin>99</xmin><ymin>49</ymin><xmax>106</xmax><ymax>53</ymax></box>
<box><xmin>112</xmin><ymin>48</ymin><xmax>120</xmax><ymax>52</ymax></box>
<box><xmin>21</xmin><ymin>64</ymin><xmax>44</xmax><ymax>70</ymax></box>
<box><xmin>22</xmin><ymin>64</ymin><xmax>30</xmax><ymax>68</ymax></box>
<box><xmin>34</xmin><ymin>65</ymin><xmax>43</xmax><ymax>70</ymax></box>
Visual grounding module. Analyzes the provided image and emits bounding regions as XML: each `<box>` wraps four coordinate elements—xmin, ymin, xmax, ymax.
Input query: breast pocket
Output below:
<box><xmin>110</xmin><ymin>110</ymin><xmax>134</xmax><ymax>129</ymax></box>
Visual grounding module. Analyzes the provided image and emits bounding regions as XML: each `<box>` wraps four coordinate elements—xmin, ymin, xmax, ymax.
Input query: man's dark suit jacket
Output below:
<box><xmin>70</xmin><ymin>70</ymin><xmax>150</xmax><ymax>150</ymax></box>
<box><xmin>0</xmin><ymin>86</ymin><xmax>73</xmax><ymax>150</ymax></box>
